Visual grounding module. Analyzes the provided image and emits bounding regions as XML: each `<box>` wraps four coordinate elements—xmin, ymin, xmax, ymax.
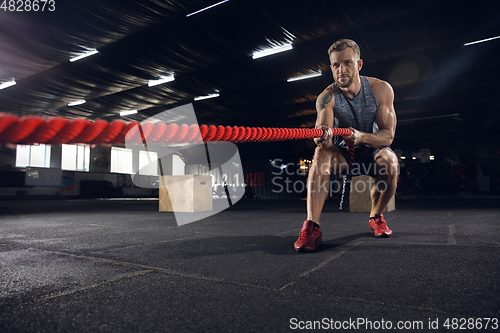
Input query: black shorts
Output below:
<box><xmin>335</xmin><ymin>144</ymin><xmax>395</xmax><ymax>177</ymax></box>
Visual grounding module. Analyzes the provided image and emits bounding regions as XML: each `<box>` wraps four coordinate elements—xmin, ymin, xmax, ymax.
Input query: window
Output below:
<box><xmin>61</xmin><ymin>144</ymin><xmax>90</xmax><ymax>171</ymax></box>
<box><xmin>16</xmin><ymin>144</ymin><xmax>51</xmax><ymax>168</ymax></box>
<box><xmin>139</xmin><ymin>150</ymin><xmax>158</xmax><ymax>176</ymax></box>
<box><xmin>172</xmin><ymin>154</ymin><xmax>185</xmax><ymax>175</ymax></box>
<box><xmin>111</xmin><ymin>147</ymin><xmax>133</xmax><ymax>174</ymax></box>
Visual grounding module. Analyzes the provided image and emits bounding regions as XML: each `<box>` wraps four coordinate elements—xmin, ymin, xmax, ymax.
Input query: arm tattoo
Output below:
<box><xmin>316</xmin><ymin>91</ymin><xmax>333</xmax><ymax>110</ymax></box>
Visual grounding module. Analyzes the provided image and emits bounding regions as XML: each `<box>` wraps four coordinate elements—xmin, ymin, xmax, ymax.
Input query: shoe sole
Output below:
<box><xmin>295</xmin><ymin>236</ymin><xmax>322</xmax><ymax>252</ymax></box>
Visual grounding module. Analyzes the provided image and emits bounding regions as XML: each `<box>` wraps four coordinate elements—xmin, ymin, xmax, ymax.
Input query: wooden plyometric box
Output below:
<box><xmin>349</xmin><ymin>175</ymin><xmax>395</xmax><ymax>213</ymax></box>
<box><xmin>159</xmin><ymin>175</ymin><xmax>212</xmax><ymax>212</ymax></box>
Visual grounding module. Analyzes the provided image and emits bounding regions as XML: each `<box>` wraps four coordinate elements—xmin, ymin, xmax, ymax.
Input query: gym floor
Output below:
<box><xmin>1</xmin><ymin>196</ymin><xmax>499</xmax><ymax>332</ymax></box>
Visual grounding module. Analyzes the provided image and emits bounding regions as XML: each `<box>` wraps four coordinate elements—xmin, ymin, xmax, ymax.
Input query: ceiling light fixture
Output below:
<box><xmin>186</xmin><ymin>0</ymin><xmax>230</xmax><ymax>17</ymax></box>
<box><xmin>194</xmin><ymin>93</ymin><xmax>220</xmax><ymax>101</ymax></box>
<box><xmin>148</xmin><ymin>75</ymin><xmax>175</xmax><ymax>87</ymax></box>
<box><xmin>69</xmin><ymin>49</ymin><xmax>98</xmax><ymax>62</ymax></box>
<box><xmin>464</xmin><ymin>35</ymin><xmax>500</xmax><ymax>46</ymax></box>
<box><xmin>287</xmin><ymin>70</ymin><xmax>322</xmax><ymax>82</ymax></box>
<box><xmin>398</xmin><ymin>113</ymin><xmax>460</xmax><ymax>123</ymax></box>
<box><xmin>252</xmin><ymin>43</ymin><xmax>293</xmax><ymax>59</ymax></box>
<box><xmin>68</xmin><ymin>99</ymin><xmax>86</xmax><ymax>107</ymax></box>
<box><xmin>120</xmin><ymin>110</ymin><xmax>138</xmax><ymax>116</ymax></box>
<box><xmin>0</xmin><ymin>79</ymin><xmax>16</xmax><ymax>90</ymax></box>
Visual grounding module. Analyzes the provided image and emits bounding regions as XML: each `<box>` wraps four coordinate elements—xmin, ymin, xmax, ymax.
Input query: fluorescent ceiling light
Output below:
<box><xmin>187</xmin><ymin>0</ymin><xmax>230</xmax><ymax>17</ymax></box>
<box><xmin>69</xmin><ymin>49</ymin><xmax>98</xmax><ymax>62</ymax></box>
<box><xmin>464</xmin><ymin>35</ymin><xmax>500</xmax><ymax>46</ymax></box>
<box><xmin>148</xmin><ymin>75</ymin><xmax>175</xmax><ymax>87</ymax></box>
<box><xmin>194</xmin><ymin>93</ymin><xmax>220</xmax><ymax>101</ymax></box>
<box><xmin>0</xmin><ymin>79</ymin><xmax>16</xmax><ymax>90</ymax></box>
<box><xmin>287</xmin><ymin>70</ymin><xmax>322</xmax><ymax>82</ymax></box>
<box><xmin>120</xmin><ymin>110</ymin><xmax>138</xmax><ymax>116</ymax></box>
<box><xmin>68</xmin><ymin>99</ymin><xmax>86</xmax><ymax>106</ymax></box>
<box><xmin>252</xmin><ymin>43</ymin><xmax>293</xmax><ymax>59</ymax></box>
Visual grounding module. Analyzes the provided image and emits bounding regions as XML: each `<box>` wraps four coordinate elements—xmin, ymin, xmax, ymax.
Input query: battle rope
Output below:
<box><xmin>0</xmin><ymin>113</ymin><xmax>352</xmax><ymax>145</ymax></box>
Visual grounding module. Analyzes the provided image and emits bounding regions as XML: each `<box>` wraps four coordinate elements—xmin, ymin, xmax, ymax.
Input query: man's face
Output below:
<box><xmin>330</xmin><ymin>48</ymin><xmax>362</xmax><ymax>88</ymax></box>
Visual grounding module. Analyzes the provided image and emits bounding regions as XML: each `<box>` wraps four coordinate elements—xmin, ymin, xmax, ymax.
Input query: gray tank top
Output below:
<box><xmin>332</xmin><ymin>76</ymin><xmax>379</xmax><ymax>147</ymax></box>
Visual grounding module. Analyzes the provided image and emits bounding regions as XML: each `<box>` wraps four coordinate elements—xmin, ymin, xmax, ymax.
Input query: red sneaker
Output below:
<box><xmin>369</xmin><ymin>214</ymin><xmax>392</xmax><ymax>237</ymax></box>
<box><xmin>294</xmin><ymin>220</ymin><xmax>322</xmax><ymax>252</ymax></box>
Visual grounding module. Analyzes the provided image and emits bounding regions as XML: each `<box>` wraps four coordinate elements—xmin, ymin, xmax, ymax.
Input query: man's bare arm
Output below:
<box><xmin>344</xmin><ymin>79</ymin><xmax>396</xmax><ymax>148</ymax></box>
<box><xmin>314</xmin><ymin>87</ymin><xmax>335</xmax><ymax>148</ymax></box>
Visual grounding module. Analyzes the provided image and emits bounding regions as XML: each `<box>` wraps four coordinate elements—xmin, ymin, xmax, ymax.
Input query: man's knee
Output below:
<box><xmin>312</xmin><ymin>147</ymin><xmax>331</xmax><ymax>175</ymax></box>
<box><xmin>312</xmin><ymin>146</ymin><xmax>348</xmax><ymax>176</ymax></box>
<box><xmin>375</xmin><ymin>150</ymin><xmax>399</xmax><ymax>177</ymax></box>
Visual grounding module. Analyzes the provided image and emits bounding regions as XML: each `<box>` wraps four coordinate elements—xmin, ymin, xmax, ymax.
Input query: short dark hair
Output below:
<box><xmin>327</xmin><ymin>39</ymin><xmax>361</xmax><ymax>59</ymax></box>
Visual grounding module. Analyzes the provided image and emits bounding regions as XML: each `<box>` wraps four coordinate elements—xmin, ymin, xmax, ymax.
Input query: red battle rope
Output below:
<box><xmin>0</xmin><ymin>113</ymin><xmax>352</xmax><ymax>145</ymax></box>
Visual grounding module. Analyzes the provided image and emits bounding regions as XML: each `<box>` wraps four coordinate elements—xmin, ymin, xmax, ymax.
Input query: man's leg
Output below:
<box><xmin>369</xmin><ymin>148</ymin><xmax>398</xmax><ymax>237</ymax></box>
<box><xmin>370</xmin><ymin>149</ymin><xmax>398</xmax><ymax>216</ymax></box>
<box><xmin>295</xmin><ymin>146</ymin><xmax>347</xmax><ymax>252</ymax></box>
<box><xmin>307</xmin><ymin>146</ymin><xmax>347</xmax><ymax>222</ymax></box>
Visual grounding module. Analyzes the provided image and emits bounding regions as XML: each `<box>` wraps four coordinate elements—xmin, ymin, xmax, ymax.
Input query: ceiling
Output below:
<box><xmin>1</xmin><ymin>0</ymin><xmax>499</xmax><ymax>159</ymax></box>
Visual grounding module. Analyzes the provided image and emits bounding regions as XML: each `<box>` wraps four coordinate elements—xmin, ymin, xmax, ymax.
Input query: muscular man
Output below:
<box><xmin>294</xmin><ymin>39</ymin><xmax>398</xmax><ymax>252</ymax></box>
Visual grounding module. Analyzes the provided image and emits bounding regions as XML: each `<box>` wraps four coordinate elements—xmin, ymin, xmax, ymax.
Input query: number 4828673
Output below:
<box><xmin>1</xmin><ymin>0</ymin><xmax>55</xmax><ymax>11</ymax></box>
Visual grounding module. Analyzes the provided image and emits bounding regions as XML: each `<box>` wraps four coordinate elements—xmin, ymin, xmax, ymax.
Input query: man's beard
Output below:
<box><xmin>336</xmin><ymin>71</ymin><xmax>358</xmax><ymax>88</ymax></box>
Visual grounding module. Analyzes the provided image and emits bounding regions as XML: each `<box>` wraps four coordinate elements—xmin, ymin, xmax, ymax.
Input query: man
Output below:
<box><xmin>294</xmin><ymin>39</ymin><xmax>398</xmax><ymax>252</ymax></box>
